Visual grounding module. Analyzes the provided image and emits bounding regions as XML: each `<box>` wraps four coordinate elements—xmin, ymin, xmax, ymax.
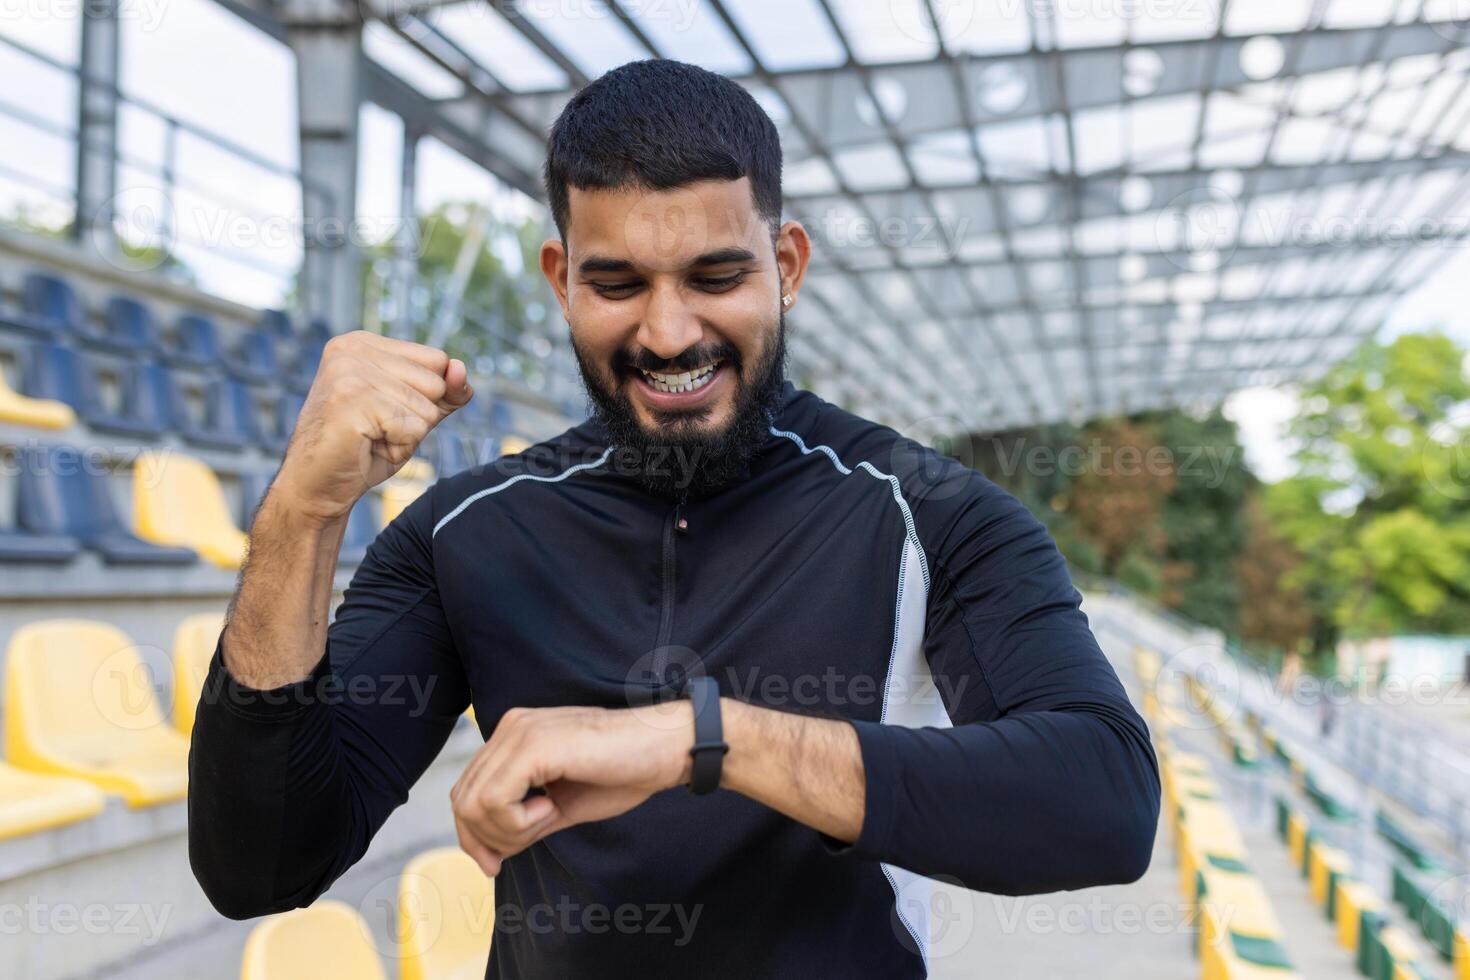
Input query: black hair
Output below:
<box><xmin>543</xmin><ymin>59</ymin><xmax>783</xmax><ymax>241</ymax></box>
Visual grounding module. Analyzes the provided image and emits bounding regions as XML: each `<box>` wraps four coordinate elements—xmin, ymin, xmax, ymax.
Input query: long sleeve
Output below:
<box><xmin>832</xmin><ymin>473</ymin><xmax>1160</xmax><ymax>895</ymax></box>
<box><xmin>187</xmin><ymin>488</ymin><xmax>471</xmax><ymax>919</ymax></box>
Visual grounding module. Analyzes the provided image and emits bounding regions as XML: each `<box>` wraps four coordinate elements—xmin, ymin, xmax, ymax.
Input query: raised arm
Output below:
<box><xmin>188</xmin><ymin>331</ymin><xmax>475</xmax><ymax>918</ymax></box>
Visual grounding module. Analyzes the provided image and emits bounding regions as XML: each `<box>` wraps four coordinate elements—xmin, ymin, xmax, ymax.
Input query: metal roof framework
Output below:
<box><xmin>236</xmin><ymin>0</ymin><xmax>1470</xmax><ymax>433</ymax></box>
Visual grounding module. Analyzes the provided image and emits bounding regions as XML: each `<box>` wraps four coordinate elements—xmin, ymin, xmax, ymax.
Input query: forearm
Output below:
<box><xmin>840</xmin><ymin>704</ymin><xmax>1159</xmax><ymax>894</ymax></box>
<box><xmin>221</xmin><ymin>480</ymin><xmax>349</xmax><ymax>688</ymax></box>
<box><xmin>701</xmin><ymin>696</ymin><xmax>1157</xmax><ymax>894</ymax></box>
<box><xmin>712</xmin><ymin>699</ymin><xmax>866</xmax><ymax>844</ymax></box>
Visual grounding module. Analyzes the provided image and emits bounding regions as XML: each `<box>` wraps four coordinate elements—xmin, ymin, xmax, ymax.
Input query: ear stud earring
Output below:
<box><xmin>782</xmin><ymin>294</ymin><xmax>793</xmax><ymax>307</ymax></box>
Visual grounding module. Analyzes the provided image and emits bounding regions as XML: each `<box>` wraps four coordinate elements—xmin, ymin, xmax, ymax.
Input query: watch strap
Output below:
<box><xmin>685</xmin><ymin>676</ymin><xmax>728</xmax><ymax>795</ymax></box>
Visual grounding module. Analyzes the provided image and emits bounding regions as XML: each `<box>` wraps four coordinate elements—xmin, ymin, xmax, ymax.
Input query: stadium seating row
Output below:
<box><xmin>0</xmin><ymin>270</ymin><xmax>327</xmax><ymax>388</ymax></box>
<box><xmin>1273</xmin><ymin>795</ymin><xmax>1466</xmax><ymax>980</ymax></box>
<box><xmin>239</xmin><ymin>847</ymin><xmax>493</xmax><ymax>980</ymax></box>
<box><xmin>1137</xmin><ymin>646</ymin><xmax>1302</xmax><ymax>980</ymax></box>
<box><xmin>1184</xmin><ymin>658</ymin><xmax>1469</xmax><ymax>979</ymax></box>
<box><xmin>3</xmin><ymin>343</ymin><xmax>308</xmax><ymax>449</ymax></box>
<box><xmin>0</xmin><ymin>605</ymin><xmax>487</xmax><ymax>832</ymax></box>
<box><xmin>0</xmin><ymin>446</ymin><xmax>401</xmax><ymax>566</ymax></box>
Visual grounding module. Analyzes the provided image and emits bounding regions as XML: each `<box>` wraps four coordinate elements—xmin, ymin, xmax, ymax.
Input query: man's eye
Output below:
<box><xmin>694</xmin><ymin>272</ymin><xmax>746</xmax><ymax>292</ymax></box>
<box><xmin>591</xmin><ymin>281</ymin><xmax>641</xmax><ymax>297</ymax></box>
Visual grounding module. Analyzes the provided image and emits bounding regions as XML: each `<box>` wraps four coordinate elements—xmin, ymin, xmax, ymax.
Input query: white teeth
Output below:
<box><xmin>641</xmin><ymin>362</ymin><xmax>719</xmax><ymax>394</ymax></box>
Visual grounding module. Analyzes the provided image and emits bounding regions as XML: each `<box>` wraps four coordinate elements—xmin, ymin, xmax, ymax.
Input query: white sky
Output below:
<box><xmin>2</xmin><ymin>0</ymin><xmax>1468</xmax><ymax>481</ymax></box>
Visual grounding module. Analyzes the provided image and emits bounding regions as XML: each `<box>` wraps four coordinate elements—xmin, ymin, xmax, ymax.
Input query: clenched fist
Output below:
<box><xmin>272</xmin><ymin>330</ymin><xmax>474</xmax><ymax>524</ymax></box>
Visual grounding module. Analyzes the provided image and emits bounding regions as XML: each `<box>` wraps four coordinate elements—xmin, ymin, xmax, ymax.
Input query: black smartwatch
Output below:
<box><xmin>684</xmin><ymin>676</ymin><xmax>728</xmax><ymax>795</ymax></box>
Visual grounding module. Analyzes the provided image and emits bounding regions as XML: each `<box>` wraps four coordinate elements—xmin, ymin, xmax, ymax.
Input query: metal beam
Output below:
<box><xmin>73</xmin><ymin>0</ymin><xmax>120</xmax><ymax>256</ymax></box>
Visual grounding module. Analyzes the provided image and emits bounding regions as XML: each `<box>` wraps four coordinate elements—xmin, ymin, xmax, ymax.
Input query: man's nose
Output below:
<box><xmin>635</xmin><ymin>284</ymin><xmax>703</xmax><ymax>362</ymax></box>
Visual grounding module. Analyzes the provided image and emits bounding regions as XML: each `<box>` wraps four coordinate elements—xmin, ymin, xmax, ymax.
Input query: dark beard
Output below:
<box><xmin>572</xmin><ymin>313</ymin><xmax>788</xmax><ymax>501</ymax></box>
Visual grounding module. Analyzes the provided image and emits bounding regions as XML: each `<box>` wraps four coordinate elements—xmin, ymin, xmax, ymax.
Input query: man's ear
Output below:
<box><xmin>540</xmin><ymin>239</ymin><xmax>571</xmax><ymax>318</ymax></box>
<box><xmin>775</xmin><ymin>220</ymin><xmax>812</xmax><ymax>308</ymax></box>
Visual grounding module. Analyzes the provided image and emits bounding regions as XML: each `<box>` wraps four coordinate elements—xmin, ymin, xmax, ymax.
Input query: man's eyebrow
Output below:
<box><xmin>578</xmin><ymin>255</ymin><xmax>636</xmax><ymax>275</ymax></box>
<box><xmin>690</xmin><ymin>247</ymin><xmax>757</xmax><ymax>266</ymax></box>
<box><xmin>577</xmin><ymin>247</ymin><xmax>757</xmax><ymax>277</ymax></box>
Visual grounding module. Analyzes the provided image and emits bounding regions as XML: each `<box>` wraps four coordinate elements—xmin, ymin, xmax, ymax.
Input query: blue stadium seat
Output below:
<box><xmin>238</xmin><ymin>470</ymin><xmax>273</xmax><ymax>532</ymax></box>
<box><xmin>12</xmin><ymin>272</ymin><xmax>84</xmax><ymax>337</ymax></box>
<box><xmin>259</xmin><ymin>391</ymin><xmax>304</xmax><ymax>454</ymax></box>
<box><xmin>225</xmin><ymin>330</ymin><xmax>280</xmax><ymax>385</ymax></box>
<box><xmin>181</xmin><ymin>378</ymin><xmax>262</xmax><ymax>451</ymax></box>
<box><xmin>0</xmin><ymin>528</ymin><xmax>80</xmax><ymax>562</ymax></box>
<box><xmin>165</xmin><ymin>313</ymin><xmax>225</xmax><ymax>369</ymax></box>
<box><xmin>0</xmin><ymin>279</ymin><xmax>64</xmax><ymax>338</ymax></box>
<box><xmin>432</xmin><ymin>426</ymin><xmax>472</xmax><ymax>476</ymax></box>
<box><xmin>80</xmin><ymin>296</ymin><xmax>162</xmax><ymax>355</ymax></box>
<box><xmin>115</xmin><ymin>361</ymin><xmax>189</xmax><ymax>438</ymax></box>
<box><xmin>338</xmin><ymin>493</ymin><xmax>380</xmax><ymax>565</ymax></box>
<box><xmin>488</xmin><ymin>398</ymin><xmax>515</xmax><ymax>433</ymax></box>
<box><xmin>15</xmin><ymin>445</ymin><xmax>195</xmax><ymax>565</ymax></box>
<box><xmin>301</xmin><ymin>318</ymin><xmax>333</xmax><ymax>349</ymax></box>
<box><xmin>287</xmin><ymin>340</ymin><xmax>324</xmax><ymax>393</ymax></box>
<box><xmin>258</xmin><ymin>309</ymin><xmax>294</xmax><ymax>341</ymax></box>
<box><xmin>20</xmin><ymin>342</ymin><xmax>158</xmax><ymax>437</ymax></box>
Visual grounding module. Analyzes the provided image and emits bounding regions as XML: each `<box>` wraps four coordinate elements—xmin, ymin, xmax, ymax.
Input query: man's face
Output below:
<box><xmin>542</xmin><ymin>178</ymin><xmax>810</xmax><ymax>496</ymax></box>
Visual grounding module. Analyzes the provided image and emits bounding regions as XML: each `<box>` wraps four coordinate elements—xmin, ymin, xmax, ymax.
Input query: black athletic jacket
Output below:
<box><xmin>188</xmin><ymin>380</ymin><xmax>1160</xmax><ymax>978</ymax></box>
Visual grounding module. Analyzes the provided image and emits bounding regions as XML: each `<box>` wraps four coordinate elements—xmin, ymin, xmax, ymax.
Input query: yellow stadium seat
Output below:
<box><xmin>0</xmin><ymin>369</ymin><xmax>74</xmax><ymax>429</ymax></box>
<box><xmin>241</xmin><ymin>900</ymin><xmax>386</xmax><ymax>980</ymax></box>
<box><xmin>0</xmin><ymin>762</ymin><xmax>105</xmax><ymax>838</ymax></box>
<box><xmin>1199</xmin><ymin>873</ymin><xmax>1294</xmax><ymax>979</ymax></box>
<box><xmin>1454</xmin><ymin>927</ymin><xmax>1468</xmax><ymax>980</ymax></box>
<box><xmin>1308</xmin><ymin>842</ymin><xmax>1350</xmax><ymax>908</ymax></box>
<box><xmin>172</xmin><ymin>611</ymin><xmax>226</xmax><ymax>734</ymax></box>
<box><xmin>498</xmin><ymin>435</ymin><xmax>530</xmax><ymax>457</ymax></box>
<box><xmin>379</xmin><ymin>481</ymin><xmax>426</xmax><ymax>526</ymax></box>
<box><xmin>1178</xmin><ymin>801</ymin><xmax>1248</xmax><ymax>901</ymax></box>
<box><xmin>1286</xmin><ymin>812</ymin><xmax>1308</xmax><ymax>868</ymax></box>
<box><xmin>395</xmin><ymin>458</ymin><xmax>435</xmax><ymax>483</ymax></box>
<box><xmin>133</xmin><ymin>450</ymin><xmax>247</xmax><ymax>568</ymax></box>
<box><xmin>1334</xmin><ymin>879</ymin><xmax>1381</xmax><ymax>952</ymax></box>
<box><xmin>5</xmin><ymin>619</ymin><xmax>190</xmax><ymax>806</ymax></box>
<box><xmin>1381</xmin><ymin>926</ymin><xmax>1425</xmax><ymax>979</ymax></box>
<box><xmin>399</xmin><ymin>847</ymin><xmax>494</xmax><ymax>980</ymax></box>
<box><xmin>378</xmin><ymin>461</ymin><xmax>435</xmax><ymax>527</ymax></box>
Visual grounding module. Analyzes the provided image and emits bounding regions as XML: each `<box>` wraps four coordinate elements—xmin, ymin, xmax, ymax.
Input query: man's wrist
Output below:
<box><xmin>257</xmin><ymin>475</ymin><xmax>353</xmax><ymax>534</ymax></box>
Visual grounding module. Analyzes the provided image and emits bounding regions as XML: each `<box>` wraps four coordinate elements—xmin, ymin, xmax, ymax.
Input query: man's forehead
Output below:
<box><xmin>566</xmin><ymin>178</ymin><xmax>769</xmax><ymax>271</ymax></box>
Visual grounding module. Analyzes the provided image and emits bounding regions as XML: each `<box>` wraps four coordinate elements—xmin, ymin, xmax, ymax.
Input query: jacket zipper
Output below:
<box><xmin>655</xmin><ymin>501</ymin><xmax>683</xmax><ymax>660</ymax></box>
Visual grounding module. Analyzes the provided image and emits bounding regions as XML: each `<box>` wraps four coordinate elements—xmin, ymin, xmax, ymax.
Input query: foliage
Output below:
<box><xmin>1266</xmin><ymin>331</ymin><xmax>1470</xmax><ymax>650</ymax></box>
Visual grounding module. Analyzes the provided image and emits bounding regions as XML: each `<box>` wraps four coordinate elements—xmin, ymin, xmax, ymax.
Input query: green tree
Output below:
<box><xmin>1149</xmin><ymin>407</ymin><xmax>1250</xmax><ymax>633</ymax></box>
<box><xmin>361</xmin><ymin>202</ymin><xmax>556</xmax><ymax>384</ymax></box>
<box><xmin>1267</xmin><ymin>331</ymin><xmax>1470</xmax><ymax>652</ymax></box>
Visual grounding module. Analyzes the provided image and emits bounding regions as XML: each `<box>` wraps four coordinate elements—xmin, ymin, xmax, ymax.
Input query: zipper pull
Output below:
<box><xmin>675</xmin><ymin>503</ymin><xmax>688</xmax><ymax>534</ymax></box>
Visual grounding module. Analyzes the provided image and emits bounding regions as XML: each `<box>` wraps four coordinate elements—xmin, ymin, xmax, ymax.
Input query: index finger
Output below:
<box><xmin>357</xmin><ymin>332</ymin><xmax>451</xmax><ymax>373</ymax></box>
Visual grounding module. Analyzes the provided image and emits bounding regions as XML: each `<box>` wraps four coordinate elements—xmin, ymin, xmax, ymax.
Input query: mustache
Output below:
<box><xmin>615</xmin><ymin>343</ymin><xmax>740</xmax><ymax>375</ymax></box>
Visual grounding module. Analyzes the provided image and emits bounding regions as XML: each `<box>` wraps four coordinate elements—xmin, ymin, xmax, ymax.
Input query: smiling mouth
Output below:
<box><xmin>636</xmin><ymin>361</ymin><xmax>722</xmax><ymax>394</ymax></box>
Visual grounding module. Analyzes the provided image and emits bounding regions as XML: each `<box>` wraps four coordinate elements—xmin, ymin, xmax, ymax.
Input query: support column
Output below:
<box><xmin>74</xmin><ymin>0</ymin><xmax>120</xmax><ymax>257</ymax></box>
<box><xmin>390</xmin><ymin>126</ymin><xmax>420</xmax><ymax>340</ymax></box>
<box><xmin>284</xmin><ymin>0</ymin><xmax>363</xmax><ymax>332</ymax></box>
